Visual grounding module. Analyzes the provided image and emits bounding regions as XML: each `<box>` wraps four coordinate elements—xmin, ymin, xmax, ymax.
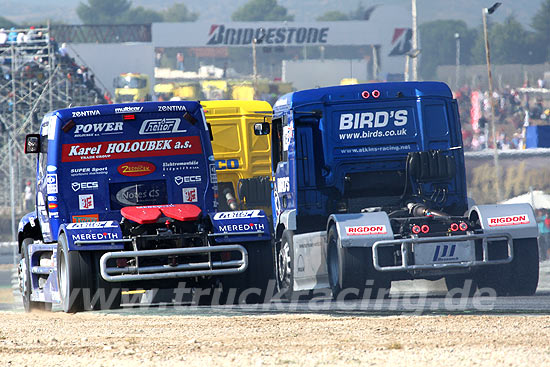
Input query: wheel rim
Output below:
<box><xmin>328</xmin><ymin>240</ymin><xmax>339</xmax><ymax>288</ymax></box>
<box><xmin>277</xmin><ymin>240</ymin><xmax>291</xmax><ymax>287</ymax></box>
<box><xmin>18</xmin><ymin>258</ymin><xmax>29</xmax><ymax>302</ymax></box>
<box><xmin>58</xmin><ymin>251</ymin><xmax>68</xmax><ymax>303</ymax></box>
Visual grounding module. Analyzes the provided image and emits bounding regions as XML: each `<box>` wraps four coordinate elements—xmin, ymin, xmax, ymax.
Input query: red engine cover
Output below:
<box><xmin>121</xmin><ymin>204</ymin><xmax>202</xmax><ymax>224</ymax></box>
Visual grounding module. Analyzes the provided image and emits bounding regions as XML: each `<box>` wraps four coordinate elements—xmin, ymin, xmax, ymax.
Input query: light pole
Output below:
<box><xmin>404</xmin><ymin>49</ymin><xmax>421</xmax><ymax>82</ymax></box>
<box><xmin>252</xmin><ymin>28</ymin><xmax>265</xmax><ymax>87</ymax></box>
<box><xmin>411</xmin><ymin>0</ymin><xmax>418</xmax><ymax>80</ymax></box>
<box><xmin>482</xmin><ymin>2</ymin><xmax>502</xmax><ymax>201</ymax></box>
<box><xmin>454</xmin><ymin>33</ymin><xmax>460</xmax><ymax>90</ymax></box>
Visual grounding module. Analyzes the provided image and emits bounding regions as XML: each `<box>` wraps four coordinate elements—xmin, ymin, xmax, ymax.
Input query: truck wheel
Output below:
<box><xmin>477</xmin><ymin>238</ymin><xmax>539</xmax><ymax>296</ymax></box>
<box><xmin>276</xmin><ymin>230</ymin><xmax>296</xmax><ymax>300</ymax></box>
<box><xmin>90</xmin><ymin>252</ymin><xmax>121</xmax><ymax>310</ymax></box>
<box><xmin>57</xmin><ymin>233</ymin><xmax>92</xmax><ymax>313</ymax></box>
<box><xmin>19</xmin><ymin>238</ymin><xmax>52</xmax><ymax>312</ymax></box>
<box><xmin>327</xmin><ymin>225</ymin><xmax>390</xmax><ymax>300</ymax></box>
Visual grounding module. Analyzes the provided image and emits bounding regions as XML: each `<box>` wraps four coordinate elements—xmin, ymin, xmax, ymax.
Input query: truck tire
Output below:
<box><xmin>276</xmin><ymin>230</ymin><xmax>296</xmax><ymax>300</ymax></box>
<box><xmin>222</xmin><ymin>241</ymin><xmax>274</xmax><ymax>304</ymax></box>
<box><xmin>327</xmin><ymin>225</ymin><xmax>390</xmax><ymax>300</ymax></box>
<box><xmin>19</xmin><ymin>238</ymin><xmax>52</xmax><ymax>312</ymax></box>
<box><xmin>90</xmin><ymin>252</ymin><xmax>121</xmax><ymax>310</ymax></box>
<box><xmin>57</xmin><ymin>232</ymin><xmax>93</xmax><ymax>313</ymax></box>
<box><xmin>477</xmin><ymin>238</ymin><xmax>539</xmax><ymax>296</ymax></box>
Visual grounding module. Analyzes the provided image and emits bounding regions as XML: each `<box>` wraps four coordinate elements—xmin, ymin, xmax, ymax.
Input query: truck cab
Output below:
<box><xmin>202</xmin><ymin>100</ymin><xmax>272</xmax><ymax>214</ymax></box>
<box><xmin>18</xmin><ymin>101</ymin><xmax>273</xmax><ymax>312</ymax></box>
<box><xmin>114</xmin><ymin>73</ymin><xmax>151</xmax><ymax>103</ymax></box>
<box><xmin>268</xmin><ymin>82</ymin><xmax>539</xmax><ymax>299</ymax></box>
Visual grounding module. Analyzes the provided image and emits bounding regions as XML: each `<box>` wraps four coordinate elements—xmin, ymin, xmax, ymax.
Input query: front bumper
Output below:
<box><xmin>372</xmin><ymin>233</ymin><xmax>513</xmax><ymax>272</ymax></box>
<box><xmin>99</xmin><ymin>245</ymin><xmax>248</xmax><ymax>282</ymax></box>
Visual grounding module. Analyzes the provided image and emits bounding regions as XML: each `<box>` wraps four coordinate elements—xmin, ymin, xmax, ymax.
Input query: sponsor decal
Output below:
<box><xmin>46</xmin><ymin>173</ymin><xmax>58</xmax><ymax>194</ymax></box>
<box><xmin>62</xmin><ymin>136</ymin><xmax>202</xmax><ymax>162</ymax></box>
<box><xmin>182</xmin><ymin>187</ymin><xmax>198</xmax><ymax>203</ymax></box>
<box><xmin>79</xmin><ymin>194</ymin><xmax>94</xmax><ymax>210</ymax></box>
<box><xmin>72</xmin><ymin>110</ymin><xmax>100</xmax><ymax>118</ymax></box>
<box><xmin>215</xmin><ymin>159</ymin><xmax>239</xmax><ymax>170</ymax></box>
<box><xmin>67</xmin><ymin>221</ymin><xmax>118</xmax><ymax>229</ymax></box>
<box><xmin>345</xmin><ymin>225</ymin><xmax>387</xmax><ymax>236</ymax></box>
<box><xmin>48</xmin><ymin>203</ymin><xmax>58</xmax><ymax>210</ymax></box>
<box><xmin>47</xmin><ymin>165</ymin><xmax>57</xmax><ymax>172</ymax></box>
<box><xmin>114</xmin><ymin>106</ymin><xmax>143</xmax><ymax>114</ymax></box>
<box><xmin>213</xmin><ymin>210</ymin><xmax>262</xmax><ymax>220</ymax></box>
<box><xmin>72</xmin><ymin>181</ymin><xmax>99</xmax><ymax>192</ymax></box>
<box><xmin>174</xmin><ymin>175</ymin><xmax>201</xmax><ymax>185</ymax></box>
<box><xmin>49</xmin><ymin>212</ymin><xmax>59</xmax><ymax>219</ymax></box>
<box><xmin>432</xmin><ymin>244</ymin><xmax>458</xmax><ymax>262</ymax></box>
<box><xmin>162</xmin><ymin>160</ymin><xmax>200</xmax><ymax>172</ymax></box>
<box><xmin>118</xmin><ymin>162</ymin><xmax>156</xmax><ymax>177</ymax></box>
<box><xmin>282</xmin><ymin>125</ymin><xmax>292</xmax><ymax>151</ymax></box>
<box><xmin>276</xmin><ymin>177</ymin><xmax>290</xmax><ymax>193</ymax></box>
<box><xmin>72</xmin><ymin>232</ymin><xmax>120</xmax><ymax>241</ymax></box>
<box><xmin>157</xmin><ymin>105</ymin><xmax>187</xmax><ymax>112</ymax></box>
<box><xmin>488</xmin><ymin>214</ymin><xmax>530</xmax><ymax>227</ymax></box>
<box><xmin>207</xmin><ymin>24</ymin><xmax>329</xmax><ymax>46</ymax></box>
<box><xmin>339</xmin><ymin>110</ymin><xmax>408</xmax><ymax>130</ymax></box>
<box><xmin>139</xmin><ymin>118</ymin><xmax>187</xmax><ymax>135</ymax></box>
<box><xmin>218</xmin><ymin>222</ymin><xmax>265</xmax><ymax>232</ymax></box>
<box><xmin>389</xmin><ymin>28</ymin><xmax>412</xmax><ymax>56</ymax></box>
<box><xmin>209</xmin><ymin>163</ymin><xmax>217</xmax><ymax>184</ymax></box>
<box><xmin>72</xmin><ymin>214</ymin><xmax>99</xmax><ymax>223</ymax></box>
<box><xmin>47</xmin><ymin>195</ymin><xmax>57</xmax><ymax>202</ymax></box>
<box><xmin>70</xmin><ymin>167</ymin><xmax>108</xmax><ymax>177</ymax></box>
<box><xmin>115</xmin><ymin>184</ymin><xmax>161</xmax><ymax>206</ymax></box>
<box><xmin>208</xmin><ymin>155</ymin><xmax>215</xmax><ymax>162</ymax></box>
<box><xmin>74</xmin><ymin>122</ymin><xmax>124</xmax><ymax>138</ymax></box>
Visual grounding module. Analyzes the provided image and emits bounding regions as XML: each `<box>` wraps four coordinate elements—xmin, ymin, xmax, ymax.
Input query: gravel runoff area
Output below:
<box><xmin>0</xmin><ymin>312</ymin><xmax>549</xmax><ymax>366</ymax></box>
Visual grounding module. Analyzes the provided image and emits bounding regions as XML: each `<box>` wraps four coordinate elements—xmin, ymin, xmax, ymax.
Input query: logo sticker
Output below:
<box><xmin>117</xmin><ymin>162</ymin><xmax>156</xmax><ymax>177</ymax></box>
<box><xmin>183</xmin><ymin>187</ymin><xmax>198</xmax><ymax>203</ymax></box>
<box><xmin>218</xmin><ymin>223</ymin><xmax>265</xmax><ymax>232</ymax></box>
<box><xmin>139</xmin><ymin>118</ymin><xmax>186</xmax><ymax>135</ymax></box>
<box><xmin>72</xmin><ymin>181</ymin><xmax>99</xmax><ymax>192</ymax></box>
<box><xmin>115</xmin><ymin>106</ymin><xmax>143</xmax><ymax>114</ymax></box>
<box><xmin>46</xmin><ymin>174</ymin><xmax>58</xmax><ymax>194</ymax></box>
<box><xmin>174</xmin><ymin>175</ymin><xmax>201</xmax><ymax>185</ymax></box>
<box><xmin>67</xmin><ymin>221</ymin><xmax>118</xmax><ymax>229</ymax></box>
<box><xmin>488</xmin><ymin>214</ymin><xmax>530</xmax><ymax>227</ymax></box>
<box><xmin>345</xmin><ymin>225</ymin><xmax>387</xmax><ymax>236</ymax></box>
<box><xmin>212</xmin><ymin>210</ymin><xmax>263</xmax><ymax>220</ymax></box>
<box><xmin>72</xmin><ymin>214</ymin><xmax>99</xmax><ymax>223</ymax></box>
<box><xmin>79</xmin><ymin>194</ymin><xmax>94</xmax><ymax>210</ymax></box>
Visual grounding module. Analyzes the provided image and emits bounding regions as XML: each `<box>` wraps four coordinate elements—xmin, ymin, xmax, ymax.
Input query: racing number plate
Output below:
<box><xmin>414</xmin><ymin>241</ymin><xmax>475</xmax><ymax>265</ymax></box>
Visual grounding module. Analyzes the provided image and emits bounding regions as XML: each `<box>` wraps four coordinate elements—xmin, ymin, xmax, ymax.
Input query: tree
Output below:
<box><xmin>231</xmin><ymin>0</ymin><xmax>294</xmax><ymax>21</ymax></box>
<box><xmin>530</xmin><ymin>0</ymin><xmax>550</xmax><ymax>61</ymax></box>
<box><xmin>0</xmin><ymin>16</ymin><xmax>17</xmax><ymax>29</ymax></box>
<box><xmin>317</xmin><ymin>11</ymin><xmax>349</xmax><ymax>21</ymax></box>
<box><xmin>163</xmin><ymin>3</ymin><xmax>199</xmax><ymax>22</ymax></box>
<box><xmin>77</xmin><ymin>0</ymin><xmax>132</xmax><ymax>24</ymax></box>
<box><xmin>418</xmin><ymin>20</ymin><xmax>475</xmax><ymax>80</ymax></box>
<box><xmin>123</xmin><ymin>6</ymin><xmax>164</xmax><ymax>24</ymax></box>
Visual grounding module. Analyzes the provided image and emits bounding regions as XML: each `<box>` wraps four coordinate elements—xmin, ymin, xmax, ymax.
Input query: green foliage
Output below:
<box><xmin>231</xmin><ymin>0</ymin><xmax>294</xmax><ymax>21</ymax></box>
<box><xmin>530</xmin><ymin>0</ymin><xmax>550</xmax><ymax>61</ymax></box>
<box><xmin>0</xmin><ymin>16</ymin><xmax>17</xmax><ymax>29</ymax></box>
<box><xmin>316</xmin><ymin>11</ymin><xmax>349</xmax><ymax>21</ymax></box>
<box><xmin>77</xmin><ymin>0</ymin><xmax>198</xmax><ymax>24</ymax></box>
<box><xmin>418</xmin><ymin>20</ymin><xmax>475</xmax><ymax>80</ymax></box>
<box><xmin>77</xmin><ymin>0</ymin><xmax>132</xmax><ymax>24</ymax></box>
<box><xmin>163</xmin><ymin>3</ymin><xmax>199</xmax><ymax>22</ymax></box>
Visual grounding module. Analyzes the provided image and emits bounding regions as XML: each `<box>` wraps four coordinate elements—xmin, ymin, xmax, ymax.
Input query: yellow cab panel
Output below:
<box><xmin>202</xmin><ymin>100</ymin><xmax>272</xmax><ymax>214</ymax></box>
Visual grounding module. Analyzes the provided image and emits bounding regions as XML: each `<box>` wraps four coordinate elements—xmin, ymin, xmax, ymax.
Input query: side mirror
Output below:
<box><xmin>254</xmin><ymin>122</ymin><xmax>270</xmax><ymax>136</ymax></box>
<box><xmin>25</xmin><ymin>134</ymin><xmax>41</xmax><ymax>154</ymax></box>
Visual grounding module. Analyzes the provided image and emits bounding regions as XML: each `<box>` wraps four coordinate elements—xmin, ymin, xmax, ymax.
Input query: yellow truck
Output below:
<box><xmin>113</xmin><ymin>73</ymin><xmax>151</xmax><ymax>103</ymax></box>
<box><xmin>202</xmin><ymin>100</ymin><xmax>272</xmax><ymax>214</ymax></box>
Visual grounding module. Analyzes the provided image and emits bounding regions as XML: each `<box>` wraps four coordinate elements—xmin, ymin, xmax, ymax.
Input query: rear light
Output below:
<box><xmin>411</xmin><ymin>225</ymin><xmax>421</xmax><ymax>234</ymax></box>
<box><xmin>372</xmin><ymin>90</ymin><xmax>380</xmax><ymax>98</ymax></box>
<box><xmin>459</xmin><ymin>222</ymin><xmax>468</xmax><ymax>231</ymax></box>
<box><xmin>123</xmin><ymin>114</ymin><xmax>135</xmax><ymax>120</ymax></box>
<box><xmin>116</xmin><ymin>259</ymin><xmax>128</xmax><ymax>268</ymax></box>
<box><xmin>421</xmin><ymin>224</ymin><xmax>430</xmax><ymax>233</ymax></box>
<box><xmin>450</xmin><ymin>223</ymin><xmax>459</xmax><ymax>232</ymax></box>
<box><xmin>361</xmin><ymin>90</ymin><xmax>370</xmax><ymax>99</ymax></box>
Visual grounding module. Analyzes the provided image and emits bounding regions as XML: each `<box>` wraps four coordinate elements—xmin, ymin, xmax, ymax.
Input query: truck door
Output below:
<box><xmin>37</xmin><ymin>129</ymin><xmax>53</xmax><ymax>242</ymax></box>
<box><xmin>272</xmin><ymin>113</ymin><xmax>293</xmax><ymax>222</ymax></box>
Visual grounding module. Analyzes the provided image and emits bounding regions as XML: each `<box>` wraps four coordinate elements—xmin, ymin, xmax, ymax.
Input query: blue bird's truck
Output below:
<box><xmin>18</xmin><ymin>101</ymin><xmax>273</xmax><ymax>312</ymax></box>
<box><xmin>261</xmin><ymin>81</ymin><xmax>539</xmax><ymax>299</ymax></box>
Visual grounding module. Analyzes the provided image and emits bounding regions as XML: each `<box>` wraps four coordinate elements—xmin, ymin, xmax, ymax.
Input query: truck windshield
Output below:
<box><xmin>115</xmin><ymin>76</ymin><xmax>146</xmax><ymax>89</ymax></box>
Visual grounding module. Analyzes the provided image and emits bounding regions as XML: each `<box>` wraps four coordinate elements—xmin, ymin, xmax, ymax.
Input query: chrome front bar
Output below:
<box><xmin>372</xmin><ymin>233</ymin><xmax>513</xmax><ymax>272</ymax></box>
<box><xmin>99</xmin><ymin>245</ymin><xmax>248</xmax><ymax>282</ymax></box>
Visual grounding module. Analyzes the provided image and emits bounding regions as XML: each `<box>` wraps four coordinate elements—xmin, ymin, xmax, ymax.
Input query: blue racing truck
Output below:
<box><xmin>261</xmin><ymin>81</ymin><xmax>539</xmax><ymax>299</ymax></box>
<box><xmin>18</xmin><ymin>101</ymin><xmax>273</xmax><ymax>312</ymax></box>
